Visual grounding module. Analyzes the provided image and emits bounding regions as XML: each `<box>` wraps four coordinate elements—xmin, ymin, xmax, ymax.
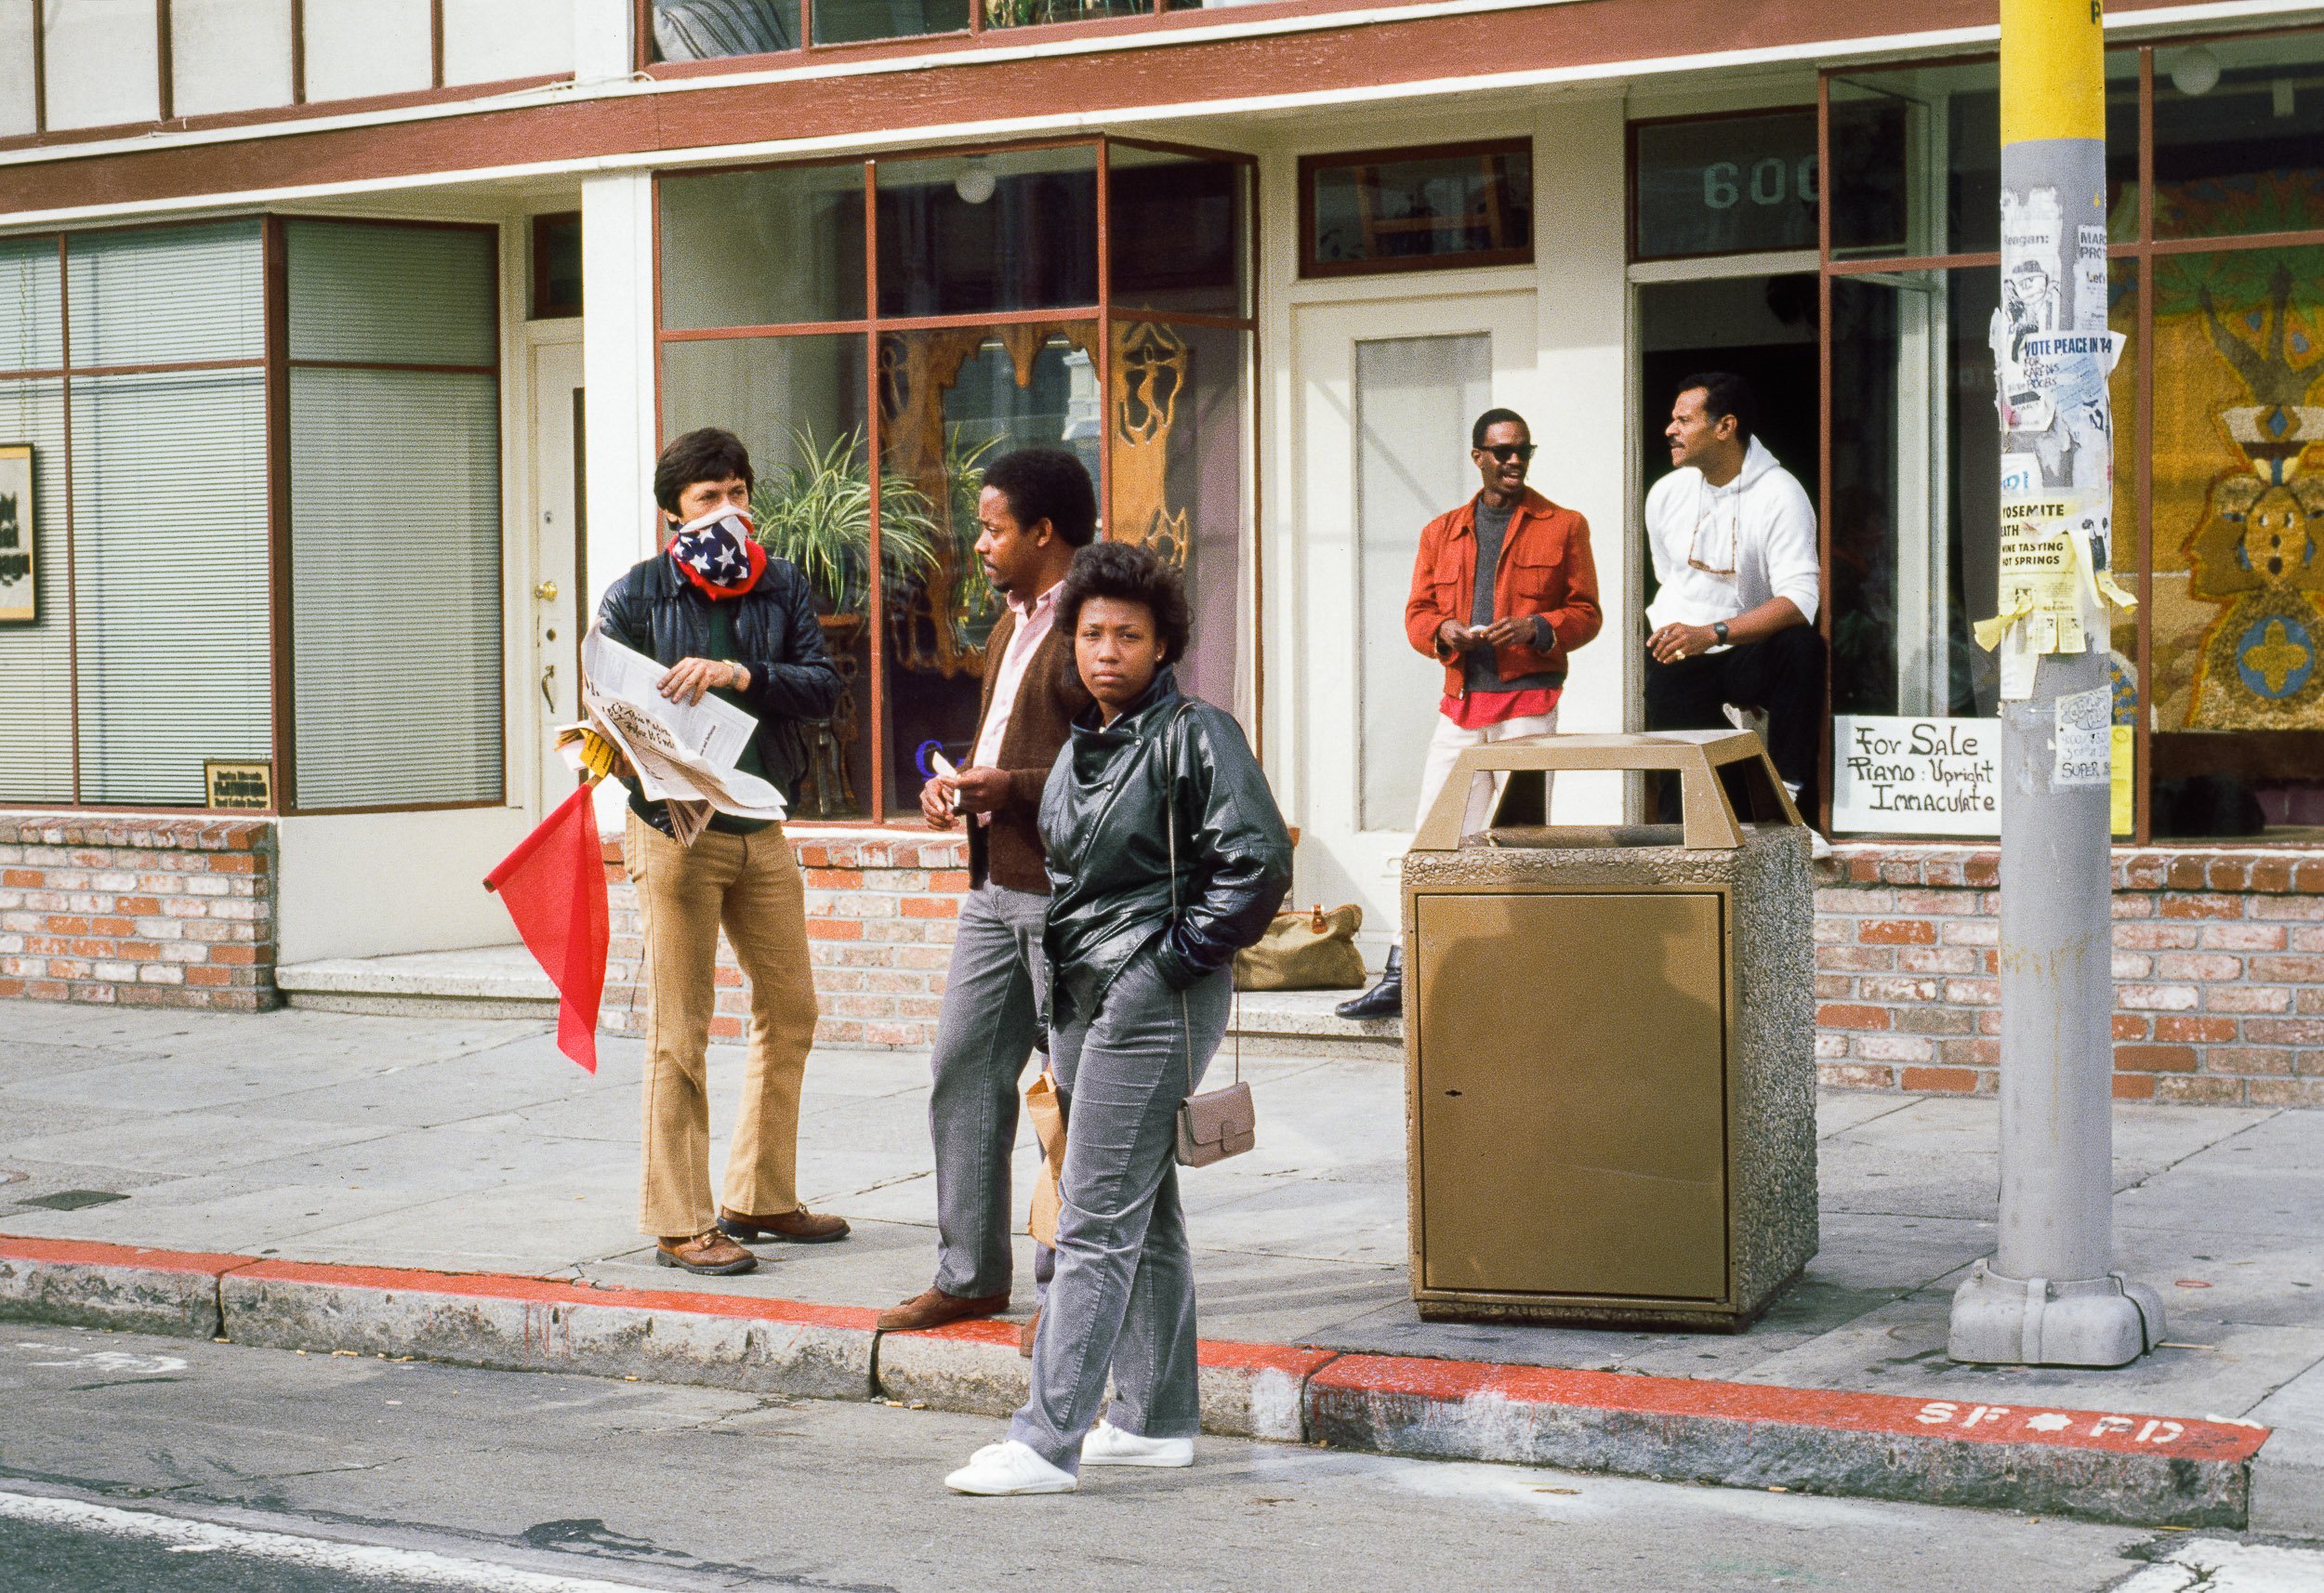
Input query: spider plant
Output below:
<box><xmin>750</xmin><ymin>429</ymin><xmax>945</xmax><ymax>615</ymax></box>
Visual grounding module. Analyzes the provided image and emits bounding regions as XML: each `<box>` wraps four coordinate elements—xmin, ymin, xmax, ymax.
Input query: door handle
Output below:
<box><xmin>535</xmin><ymin>580</ymin><xmax>560</xmax><ymax>602</ymax></box>
<box><xmin>541</xmin><ymin>663</ymin><xmax>557</xmax><ymax>713</ymax></box>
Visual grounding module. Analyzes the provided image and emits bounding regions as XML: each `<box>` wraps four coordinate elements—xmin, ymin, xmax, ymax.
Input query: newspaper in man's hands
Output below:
<box><xmin>581</xmin><ymin>625</ymin><xmax>788</xmax><ymax>845</ymax></box>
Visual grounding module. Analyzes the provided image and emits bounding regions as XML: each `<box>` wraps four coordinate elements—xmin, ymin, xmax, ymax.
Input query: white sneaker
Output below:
<box><xmin>1809</xmin><ymin>829</ymin><xmax>1833</xmax><ymax>862</ymax></box>
<box><xmin>944</xmin><ymin>1439</ymin><xmax>1077</xmax><ymax>1495</ymax></box>
<box><xmin>1080</xmin><ymin>1420</ymin><xmax>1194</xmax><ymax>1468</ymax></box>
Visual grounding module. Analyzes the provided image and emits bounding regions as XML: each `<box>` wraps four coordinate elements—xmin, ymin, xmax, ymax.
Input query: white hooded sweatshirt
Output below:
<box><xmin>1644</xmin><ymin>436</ymin><xmax>1820</xmax><ymax>639</ymax></box>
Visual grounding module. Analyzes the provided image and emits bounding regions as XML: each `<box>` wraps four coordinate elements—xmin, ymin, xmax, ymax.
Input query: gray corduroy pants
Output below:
<box><xmin>929</xmin><ymin>881</ymin><xmax>1050</xmax><ymax>1299</ymax></box>
<box><xmin>1008</xmin><ymin>947</ymin><xmax>1230</xmax><ymax>1474</ymax></box>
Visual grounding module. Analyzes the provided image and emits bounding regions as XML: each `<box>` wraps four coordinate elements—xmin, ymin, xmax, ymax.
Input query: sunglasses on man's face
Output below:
<box><xmin>1479</xmin><ymin>442</ymin><xmax>1537</xmax><ymax>464</ymax></box>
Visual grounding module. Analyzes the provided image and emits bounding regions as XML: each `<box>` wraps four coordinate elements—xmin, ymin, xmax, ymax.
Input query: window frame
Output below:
<box><xmin>0</xmin><ymin>212</ymin><xmax>505</xmax><ymax>817</ymax></box>
<box><xmin>1296</xmin><ymin>138</ymin><xmax>1535</xmax><ymax>282</ymax></box>
<box><xmin>652</xmin><ymin>134</ymin><xmax>1260</xmax><ymax>827</ymax></box>
<box><xmin>1</xmin><ymin>0</ymin><xmax>570</xmax><ymax>153</ymax></box>
<box><xmin>529</xmin><ymin>211</ymin><xmax>584</xmax><ymax>321</ymax></box>
<box><xmin>1625</xmin><ymin>104</ymin><xmax>1820</xmax><ymax>266</ymax></box>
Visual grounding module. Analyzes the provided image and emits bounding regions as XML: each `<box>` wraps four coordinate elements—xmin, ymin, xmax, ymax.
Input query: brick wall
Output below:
<box><xmin>7</xmin><ymin>810</ymin><xmax>2320</xmax><ymax>1109</ymax></box>
<box><xmin>602</xmin><ymin>830</ymin><xmax>970</xmax><ymax>1048</ymax></box>
<box><xmin>1814</xmin><ymin>844</ymin><xmax>2324</xmax><ymax>1106</ymax></box>
<box><xmin>0</xmin><ymin>813</ymin><xmax>278</xmax><ymax>1010</ymax></box>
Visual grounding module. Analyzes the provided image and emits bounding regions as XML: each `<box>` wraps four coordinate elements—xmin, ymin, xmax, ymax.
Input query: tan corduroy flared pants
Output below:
<box><xmin>627</xmin><ymin>811</ymin><xmax>821</xmax><ymax>1240</ymax></box>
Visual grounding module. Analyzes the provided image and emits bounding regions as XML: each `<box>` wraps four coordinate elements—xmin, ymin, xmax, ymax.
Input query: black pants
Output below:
<box><xmin>1644</xmin><ymin>625</ymin><xmax>1826</xmax><ymax>820</ymax></box>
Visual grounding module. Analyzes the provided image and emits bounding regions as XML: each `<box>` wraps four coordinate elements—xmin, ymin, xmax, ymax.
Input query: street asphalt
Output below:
<box><xmin>5</xmin><ymin>1000</ymin><xmax>2324</xmax><ymax>1532</ymax></box>
<box><xmin>8</xmin><ymin>1327</ymin><xmax>2322</xmax><ymax>1592</ymax></box>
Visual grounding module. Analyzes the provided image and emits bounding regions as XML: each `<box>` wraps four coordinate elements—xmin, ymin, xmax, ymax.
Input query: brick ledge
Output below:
<box><xmin>0</xmin><ymin>811</ymin><xmax>272</xmax><ymax>851</ymax></box>
<box><xmin>1819</xmin><ymin>840</ymin><xmax>2324</xmax><ymax>895</ymax></box>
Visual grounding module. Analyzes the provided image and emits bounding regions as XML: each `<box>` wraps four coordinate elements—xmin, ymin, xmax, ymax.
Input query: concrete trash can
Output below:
<box><xmin>1401</xmin><ymin>730</ymin><xmax>1817</xmax><ymax>1332</ymax></box>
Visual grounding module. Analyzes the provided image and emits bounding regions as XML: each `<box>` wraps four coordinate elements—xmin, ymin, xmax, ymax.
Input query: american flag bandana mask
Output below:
<box><xmin>667</xmin><ymin>507</ymin><xmax>767</xmax><ymax>601</ymax></box>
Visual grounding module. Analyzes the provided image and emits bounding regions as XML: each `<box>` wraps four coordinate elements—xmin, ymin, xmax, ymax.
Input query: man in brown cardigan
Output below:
<box><xmin>879</xmin><ymin>447</ymin><xmax>1095</xmax><ymax>1334</ymax></box>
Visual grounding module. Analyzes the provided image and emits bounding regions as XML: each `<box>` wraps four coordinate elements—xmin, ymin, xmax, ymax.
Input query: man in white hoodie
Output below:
<box><xmin>1644</xmin><ymin>373</ymin><xmax>1825</xmax><ymax>819</ymax></box>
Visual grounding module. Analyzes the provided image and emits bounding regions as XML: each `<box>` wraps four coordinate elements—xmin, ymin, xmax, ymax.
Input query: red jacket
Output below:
<box><xmin>1404</xmin><ymin>489</ymin><xmax>1602</xmax><ymax>698</ymax></box>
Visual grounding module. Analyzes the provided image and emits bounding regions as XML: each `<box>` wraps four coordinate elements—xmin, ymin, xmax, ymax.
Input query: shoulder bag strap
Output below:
<box><xmin>1161</xmin><ymin>704</ymin><xmax>1237</xmax><ymax>1101</ymax></box>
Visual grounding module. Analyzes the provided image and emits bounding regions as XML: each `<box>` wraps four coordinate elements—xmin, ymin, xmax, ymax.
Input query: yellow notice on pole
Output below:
<box><xmin>1974</xmin><ymin>490</ymin><xmax>2137</xmax><ymax>700</ymax></box>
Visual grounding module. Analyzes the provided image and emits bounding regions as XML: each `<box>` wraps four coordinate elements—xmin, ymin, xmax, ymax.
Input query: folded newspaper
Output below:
<box><xmin>576</xmin><ymin>625</ymin><xmax>788</xmax><ymax>846</ymax></box>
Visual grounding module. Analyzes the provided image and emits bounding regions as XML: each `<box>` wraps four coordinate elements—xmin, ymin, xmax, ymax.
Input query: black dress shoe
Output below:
<box><xmin>1336</xmin><ymin>947</ymin><xmax>1403</xmax><ymax>1020</ymax></box>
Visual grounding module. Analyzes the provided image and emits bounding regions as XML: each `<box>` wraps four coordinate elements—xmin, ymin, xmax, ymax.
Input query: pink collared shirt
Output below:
<box><xmin>971</xmin><ymin>582</ymin><xmax>1063</xmax><ymax>823</ymax></box>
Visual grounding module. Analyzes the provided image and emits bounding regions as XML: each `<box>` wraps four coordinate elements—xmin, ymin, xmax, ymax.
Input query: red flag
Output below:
<box><xmin>485</xmin><ymin>783</ymin><xmax>609</xmax><ymax>1073</ymax></box>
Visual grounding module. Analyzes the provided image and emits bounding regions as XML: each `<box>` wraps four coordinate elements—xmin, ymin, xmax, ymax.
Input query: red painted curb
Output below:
<box><xmin>2</xmin><ymin>1232</ymin><xmax>2264</xmax><ymax>1474</ymax></box>
<box><xmin>874</xmin><ymin>1310</ymin><xmax>1336</xmax><ymax>1377</ymax></box>
<box><xmin>0</xmin><ymin>1233</ymin><xmax>253</xmax><ymax>1276</ymax></box>
<box><xmin>229</xmin><ymin>1258</ymin><xmax>884</xmax><ymax>1332</ymax></box>
<box><xmin>1310</xmin><ymin>1353</ymin><xmax>2268</xmax><ymax>1464</ymax></box>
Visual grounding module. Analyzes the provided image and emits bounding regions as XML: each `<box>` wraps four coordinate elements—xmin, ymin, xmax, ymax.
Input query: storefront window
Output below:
<box><xmin>655</xmin><ymin>140</ymin><xmax>1255</xmax><ymax>824</ymax></box>
<box><xmin>1829</xmin><ymin>268</ymin><xmax>2009</xmax><ymax>720</ymax></box>
<box><xmin>1828</xmin><ymin>58</ymin><xmax>2139</xmax><ymax>259</ymax></box>
<box><xmin>285</xmin><ymin>220</ymin><xmax>504</xmax><ymax>812</ymax></box>
<box><xmin>2148</xmin><ymin>243</ymin><xmax>2324</xmax><ymax>829</ymax></box>
<box><xmin>1301</xmin><ymin>141</ymin><xmax>1532</xmax><ymax>278</ymax></box>
<box><xmin>1110</xmin><ymin>145</ymin><xmax>1247</xmax><ymax>320</ymax></box>
<box><xmin>0</xmin><ymin>216</ymin><xmax>506</xmax><ymax>815</ymax></box>
<box><xmin>878</xmin><ymin>327</ymin><xmax>1095</xmax><ymax>808</ymax></box>
<box><xmin>1109</xmin><ymin>320</ymin><xmax>1247</xmax><ymax>707</ymax></box>
<box><xmin>1631</xmin><ymin>110</ymin><xmax>1818</xmax><ymax>261</ymax></box>
<box><xmin>0</xmin><ymin>375</ymin><xmax>72</xmax><ymax>803</ymax></box>
<box><xmin>875</xmin><ymin>149</ymin><xmax>1099</xmax><ymax>318</ymax></box>
<box><xmin>660</xmin><ymin>164</ymin><xmax>867</xmax><ymax>330</ymax></box>
<box><xmin>665</xmin><ymin>334</ymin><xmax>875</xmax><ymax>821</ymax></box>
<box><xmin>2154</xmin><ymin>36</ymin><xmax>2324</xmax><ymax>240</ymax></box>
<box><xmin>1821</xmin><ymin>29</ymin><xmax>2324</xmax><ymax>840</ymax></box>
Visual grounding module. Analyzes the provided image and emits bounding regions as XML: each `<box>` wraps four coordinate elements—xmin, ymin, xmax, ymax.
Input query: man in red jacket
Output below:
<box><xmin>1338</xmin><ymin>408</ymin><xmax>1602</xmax><ymax>1020</ymax></box>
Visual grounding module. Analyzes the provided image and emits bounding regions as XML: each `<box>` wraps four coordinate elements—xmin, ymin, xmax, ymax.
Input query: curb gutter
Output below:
<box><xmin>0</xmin><ymin>1235</ymin><xmax>2266</xmax><ymax>1527</ymax></box>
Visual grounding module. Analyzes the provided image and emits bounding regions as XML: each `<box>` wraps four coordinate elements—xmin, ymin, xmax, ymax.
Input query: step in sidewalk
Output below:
<box><xmin>274</xmin><ymin>949</ymin><xmax>1401</xmax><ymax>1057</ymax></box>
<box><xmin>0</xmin><ymin>1233</ymin><xmax>2265</xmax><ymax>1529</ymax></box>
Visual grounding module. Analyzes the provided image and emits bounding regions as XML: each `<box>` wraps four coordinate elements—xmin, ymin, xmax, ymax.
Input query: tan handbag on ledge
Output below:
<box><xmin>1233</xmin><ymin>903</ymin><xmax>1367</xmax><ymax>992</ymax></box>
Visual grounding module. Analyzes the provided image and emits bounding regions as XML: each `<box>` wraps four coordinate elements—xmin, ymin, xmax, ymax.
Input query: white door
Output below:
<box><xmin>528</xmin><ymin>336</ymin><xmax>586</xmax><ymax>815</ymax></box>
<box><xmin>1290</xmin><ymin>291</ymin><xmax>1538</xmax><ymax>952</ymax></box>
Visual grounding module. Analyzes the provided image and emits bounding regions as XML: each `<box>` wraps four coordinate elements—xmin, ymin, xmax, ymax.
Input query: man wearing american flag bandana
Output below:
<box><xmin>597</xmin><ymin>427</ymin><xmax>849</xmax><ymax>1277</ymax></box>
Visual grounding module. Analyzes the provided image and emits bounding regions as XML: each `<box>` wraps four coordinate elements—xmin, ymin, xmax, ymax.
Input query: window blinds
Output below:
<box><xmin>0</xmin><ymin>379</ymin><xmax>73</xmax><ymax>803</ymax></box>
<box><xmin>67</xmin><ymin>221</ymin><xmax>265</xmax><ymax>368</ymax></box>
<box><xmin>286</xmin><ymin>221</ymin><xmax>503</xmax><ymax>811</ymax></box>
<box><xmin>71</xmin><ymin>369</ymin><xmax>273</xmax><ymax>806</ymax></box>
<box><xmin>62</xmin><ymin>222</ymin><xmax>272</xmax><ymax>808</ymax></box>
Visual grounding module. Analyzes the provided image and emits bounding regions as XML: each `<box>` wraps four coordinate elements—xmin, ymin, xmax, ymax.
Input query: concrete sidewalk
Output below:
<box><xmin>2</xmin><ymin>1001</ymin><xmax>2318</xmax><ymax>1528</ymax></box>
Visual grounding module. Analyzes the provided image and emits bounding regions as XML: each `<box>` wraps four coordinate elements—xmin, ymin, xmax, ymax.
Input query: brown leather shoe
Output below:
<box><xmin>877</xmin><ymin>1287</ymin><xmax>1010</xmax><ymax>1333</ymax></box>
<box><xmin>655</xmin><ymin>1231</ymin><xmax>757</xmax><ymax>1275</ymax></box>
<box><xmin>718</xmin><ymin>1206</ymin><xmax>851</xmax><ymax>1244</ymax></box>
<box><xmin>1019</xmin><ymin>1306</ymin><xmax>1040</xmax><ymax>1359</ymax></box>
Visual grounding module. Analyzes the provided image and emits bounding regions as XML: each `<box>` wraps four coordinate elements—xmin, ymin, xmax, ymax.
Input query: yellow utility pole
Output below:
<box><xmin>1949</xmin><ymin>0</ymin><xmax>2160</xmax><ymax>1367</ymax></box>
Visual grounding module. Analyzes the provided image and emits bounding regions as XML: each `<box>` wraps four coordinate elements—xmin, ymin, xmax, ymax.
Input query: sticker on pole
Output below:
<box><xmin>2053</xmin><ymin>686</ymin><xmax>2113</xmax><ymax>787</ymax></box>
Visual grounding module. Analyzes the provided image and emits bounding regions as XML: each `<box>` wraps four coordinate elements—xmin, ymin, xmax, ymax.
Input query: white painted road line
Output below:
<box><xmin>0</xmin><ymin>1493</ymin><xmax>666</xmax><ymax>1592</ymax></box>
<box><xmin>2112</xmin><ymin>1536</ymin><xmax>2324</xmax><ymax>1591</ymax></box>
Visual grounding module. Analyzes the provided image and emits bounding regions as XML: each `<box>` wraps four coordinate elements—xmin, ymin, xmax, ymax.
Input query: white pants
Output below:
<box><xmin>1412</xmin><ymin>708</ymin><xmax>1559</xmax><ymax>836</ymax></box>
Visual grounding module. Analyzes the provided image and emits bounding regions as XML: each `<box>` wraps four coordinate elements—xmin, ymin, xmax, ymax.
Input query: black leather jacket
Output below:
<box><xmin>596</xmin><ymin>549</ymin><xmax>841</xmax><ymax>804</ymax></box>
<box><xmin>1039</xmin><ymin>667</ymin><xmax>1292</xmax><ymax>1014</ymax></box>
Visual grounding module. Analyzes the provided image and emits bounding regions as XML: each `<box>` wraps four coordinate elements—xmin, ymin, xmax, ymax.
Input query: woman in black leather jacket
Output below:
<box><xmin>944</xmin><ymin>542</ymin><xmax>1291</xmax><ymax>1496</ymax></box>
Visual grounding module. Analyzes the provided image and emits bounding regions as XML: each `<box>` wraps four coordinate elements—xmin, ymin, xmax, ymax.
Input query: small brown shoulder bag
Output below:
<box><xmin>1164</xmin><ymin>752</ymin><xmax>1254</xmax><ymax>1167</ymax></box>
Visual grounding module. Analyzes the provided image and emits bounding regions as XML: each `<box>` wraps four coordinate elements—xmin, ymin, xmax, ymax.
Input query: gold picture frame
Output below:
<box><xmin>0</xmin><ymin>442</ymin><xmax>33</xmax><ymax>625</ymax></box>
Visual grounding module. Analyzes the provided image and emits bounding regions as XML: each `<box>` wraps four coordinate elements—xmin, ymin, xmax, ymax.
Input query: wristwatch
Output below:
<box><xmin>1712</xmin><ymin>621</ymin><xmax>1730</xmax><ymax>646</ymax></box>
